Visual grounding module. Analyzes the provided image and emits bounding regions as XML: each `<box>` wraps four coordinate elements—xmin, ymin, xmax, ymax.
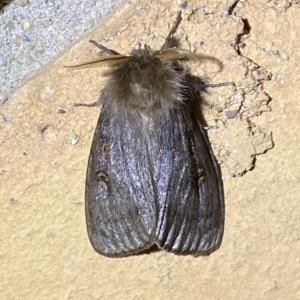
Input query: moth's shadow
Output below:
<box><xmin>1</xmin><ymin>0</ymin><xmax>13</xmax><ymax>10</ymax></box>
<box><xmin>133</xmin><ymin>244</ymin><xmax>160</xmax><ymax>256</ymax></box>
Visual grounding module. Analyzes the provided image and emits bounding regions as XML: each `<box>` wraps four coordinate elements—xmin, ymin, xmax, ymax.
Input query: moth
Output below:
<box><xmin>66</xmin><ymin>12</ymin><xmax>232</xmax><ymax>257</ymax></box>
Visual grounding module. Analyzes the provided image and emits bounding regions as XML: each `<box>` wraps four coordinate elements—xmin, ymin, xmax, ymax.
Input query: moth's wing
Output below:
<box><xmin>85</xmin><ymin>104</ymin><xmax>157</xmax><ymax>257</ymax></box>
<box><xmin>154</xmin><ymin>108</ymin><xmax>224</xmax><ymax>255</ymax></box>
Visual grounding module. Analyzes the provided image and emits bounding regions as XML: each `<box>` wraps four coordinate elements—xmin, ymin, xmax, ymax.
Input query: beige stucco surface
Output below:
<box><xmin>1</xmin><ymin>1</ymin><xmax>300</xmax><ymax>299</ymax></box>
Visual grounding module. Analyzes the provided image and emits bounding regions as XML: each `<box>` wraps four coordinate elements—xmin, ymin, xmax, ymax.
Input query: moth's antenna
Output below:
<box><xmin>161</xmin><ymin>11</ymin><xmax>182</xmax><ymax>50</ymax></box>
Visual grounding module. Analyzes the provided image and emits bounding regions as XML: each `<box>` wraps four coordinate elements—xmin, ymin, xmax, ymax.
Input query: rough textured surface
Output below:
<box><xmin>1</xmin><ymin>0</ymin><xmax>300</xmax><ymax>299</ymax></box>
<box><xmin>0</xmin><ymin>0</ymin><xmax>124</xmax><ymax>103</ymax></box>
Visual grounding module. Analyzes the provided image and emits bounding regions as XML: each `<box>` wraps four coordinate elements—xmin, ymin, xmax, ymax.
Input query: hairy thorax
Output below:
<box><xmin>102</xmin><ymin>48</ymin><xmax>185</xmax><ymax>114</ymax></box>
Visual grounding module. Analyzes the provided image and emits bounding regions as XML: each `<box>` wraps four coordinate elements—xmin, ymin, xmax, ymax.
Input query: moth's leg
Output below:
<box><xmin>161</xmin><ymin>11</ymin><xmax>182</xmax><ymax>50</ymax></box>
<box><xmin>74</xmin><ymin>101</ymin><xmax>100</xmax><ymax>108</ymax></box>
<box><xmin>205</xmin><ymin>82</ymin><xmax>235</xmax><ymax>88</ymax></box>
<box><xmin>89</xmin><ymin>40</ymin><xmax>121</xmax><ymax>56</ymax></box>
